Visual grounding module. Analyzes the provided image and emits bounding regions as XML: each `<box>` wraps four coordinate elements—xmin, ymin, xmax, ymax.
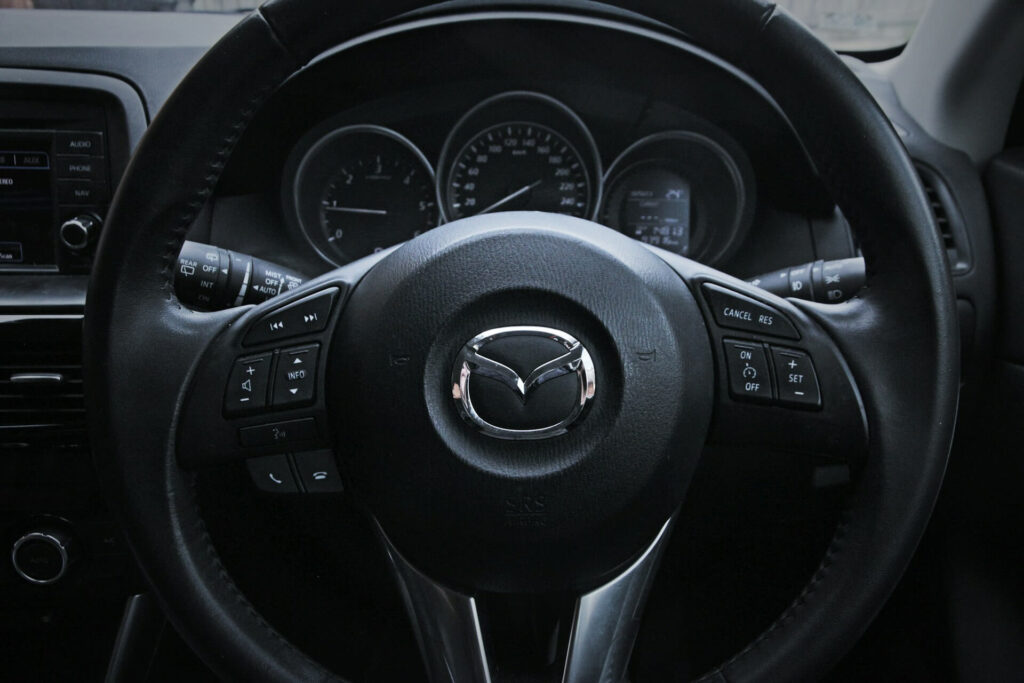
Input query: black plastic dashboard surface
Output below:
<box><xmin>210</xmin><ymin>15</ymin><xmax>841</xmax><ymax>282</ymax></box>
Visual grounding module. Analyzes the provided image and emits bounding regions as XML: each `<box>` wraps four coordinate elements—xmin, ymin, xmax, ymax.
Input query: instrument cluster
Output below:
<box><xmin>283</xmin><ymin>91</ymin><xmax>755</xmax><ymax>267</ymax></box>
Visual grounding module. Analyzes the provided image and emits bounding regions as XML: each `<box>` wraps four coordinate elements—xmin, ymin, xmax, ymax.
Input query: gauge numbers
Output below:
<box><xmin>320</xmin><ymin>150</ymin><xmax>437</xmax><ymax>260</ymax></box>
<box><xmin>445</xmin><ymin>123</ymin><xmax>592</xmax><ymax>220</ymax></box>
<box><xmin>289</xmin><ymin>125</ymin><xmax>438</xmax><ymax>265</ymax></box>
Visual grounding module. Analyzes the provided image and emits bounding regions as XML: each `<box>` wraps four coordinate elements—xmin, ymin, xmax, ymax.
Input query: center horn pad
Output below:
<box><xmin>330</xmin><ymin>212</ymin><xmax>712</xmax><ymax>593</ymax></box>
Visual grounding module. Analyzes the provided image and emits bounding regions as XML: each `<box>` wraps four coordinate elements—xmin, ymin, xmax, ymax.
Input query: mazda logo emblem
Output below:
<box><xmin>452</xmin><ymin>326</ymin><xmax>596</xmax><ymax>440</ymax></box>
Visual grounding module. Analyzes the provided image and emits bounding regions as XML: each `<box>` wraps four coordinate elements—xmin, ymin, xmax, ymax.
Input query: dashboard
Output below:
<box><xmin>200</xmin><ymin>15</ymin><xmax>850</xmax><ymax>286</ymax></box>
<box><xmin>284</xmin><ymin>89</ymin><xmax>754</xmax><ymax>266</ymax></box>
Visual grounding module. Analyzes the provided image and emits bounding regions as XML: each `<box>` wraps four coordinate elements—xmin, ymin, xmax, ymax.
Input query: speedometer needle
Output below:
<box><xmin>322</xmin><ymin>206</ymin><xmax>389</xmax><ymax>216</ymax></box>
<box><xmin>477</xmin><ymin>180</ymin><xmax>542</xmax><ymax>215</ymax></box>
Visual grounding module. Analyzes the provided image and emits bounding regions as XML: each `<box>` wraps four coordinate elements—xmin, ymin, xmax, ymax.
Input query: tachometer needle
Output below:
<box><xmin>322</xmin><ymin>206</ymin><xmax>389</xmax><ymax>216</ymax></box>
<box><xmin>477</xmin><ymin>179</ymin><xmax>542</xmax><ymax>215</ymax></box>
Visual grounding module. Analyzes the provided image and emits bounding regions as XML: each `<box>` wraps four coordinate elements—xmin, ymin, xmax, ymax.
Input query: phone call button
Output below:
<box><xmin>294</xmin><ymin>449</ymin><xmax>343</xmax><ymax>493</ymax></box>
<box><xmin>246</xmin><ymin>454</ymin><xmax>298</xmax><ymax>493</ymax></box>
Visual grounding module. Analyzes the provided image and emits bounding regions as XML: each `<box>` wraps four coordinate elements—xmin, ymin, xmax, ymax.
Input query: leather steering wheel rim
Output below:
<box><xmin>84</xmin><ymin>1</ymin><xmax>959</xmax><ymax>680</ymax></box>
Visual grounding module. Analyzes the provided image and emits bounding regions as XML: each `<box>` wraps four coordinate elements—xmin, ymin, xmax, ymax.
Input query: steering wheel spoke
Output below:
<box><xmin>380</xmin><ymin>517</ymin><xmax>675</xmax><ymax>683</ymax></box>
<box><xmin>174</xmin><ymin>251</ymin><xmax>390</xmax><ymax>473</ymax></box>
<box><xmin>655</xmin><ymin>249</ymin><xmax>869</xmax><ymax>465</ymax></box>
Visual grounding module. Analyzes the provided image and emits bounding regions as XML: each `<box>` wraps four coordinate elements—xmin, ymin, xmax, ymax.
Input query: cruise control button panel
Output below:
<box><xmin>272</xmin><ymin>344</ymin><xmax>319</xmax><ymax>408</ymax></box>
<box><xmin>244</xmin><ymin>287</ymin><xmax>338</xmax><ymax>346</ymax></box>
<box><xmin>721</xmin><ymin>339</ymin><xmax>822</xmax><ymax>409</ymax></box>
<box><xmin>224</xmin><ymin>353</ymin><xmax>272</xmax><ymax>415</ymax></box>
<box><xmin>722</xmin><ymin>340</ymin><xmax>772</xmax><ymax>401</ymax></box>
<box><xmin>770</xmin><ymin>346</ymin><xmax>821</xmax><ymax>407</ymax></box>
<box><xmin>702</xmin><ymin>283</ymin><xmax>799</xmax><ymax>339</ymax></box>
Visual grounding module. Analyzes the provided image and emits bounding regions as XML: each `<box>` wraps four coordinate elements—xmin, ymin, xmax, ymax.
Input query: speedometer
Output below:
<box><xmin>445</xmin><ymin>123</ymin><xmax>591</xmax><ymax>220</ymax></box>
<box><xmin>437</xmin><ymin>92</ymin><xmax>602</xmax><ymax>223</ymax></box>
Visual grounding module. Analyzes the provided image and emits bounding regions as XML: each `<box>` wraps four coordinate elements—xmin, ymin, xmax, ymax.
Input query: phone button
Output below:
<box><xmin>293</xmin><ymin>449</ymin><xmax>343</xmax><ymax>493</ymax></box>
<box><xmin>246</xmin><ymin>454</ymin><xmax>298</xmax><ymax>493</ymax></box>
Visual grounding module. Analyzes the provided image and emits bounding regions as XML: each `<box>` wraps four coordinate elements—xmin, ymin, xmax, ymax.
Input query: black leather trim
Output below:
<box><xmin>85</xmin><ymin>14</ymin><xmax>338</xmax><ymax>682</ymax></box>
<box><xmin>84</xmin><ymin>2</ymin><xmax>958</xmax><ymax>681</ymax></box>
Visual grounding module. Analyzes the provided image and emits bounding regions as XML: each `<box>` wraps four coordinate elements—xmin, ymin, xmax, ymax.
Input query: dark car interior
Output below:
<box><xmin>1</xmin><ymin>0</ymin><xmax>1023</xmax><ymax>680</ymax></box>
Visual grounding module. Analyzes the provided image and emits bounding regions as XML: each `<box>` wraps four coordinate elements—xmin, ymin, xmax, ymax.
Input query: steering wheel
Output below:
<box><xmin>84</xmin><ymin>0</ymin><xmax>959</xmax><ymax>680</ymax></box>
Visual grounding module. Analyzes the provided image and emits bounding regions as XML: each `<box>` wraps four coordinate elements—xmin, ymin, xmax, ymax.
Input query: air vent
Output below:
<box><xmin>915</xmin><ymin>163</ymin><xmax>971</xmax><ymax>273</ymax></box>
<box><xmin>0</xmin><ymin>317</ymin><xmax>86</xmax><ymax>450</ymax></box>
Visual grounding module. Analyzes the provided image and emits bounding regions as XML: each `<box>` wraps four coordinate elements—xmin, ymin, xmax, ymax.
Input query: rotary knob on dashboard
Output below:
<box><xmin>59</xmin><ymin>213</ymin><xmax>101</xmax><ymax>251</ymax></box>
<box><xmin>11</xmin><ymin>527</ymin><xmax>76</xmax><ymax>585</ymax></box>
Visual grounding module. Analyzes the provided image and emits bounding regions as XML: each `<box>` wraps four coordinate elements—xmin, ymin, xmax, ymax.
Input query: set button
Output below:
<box><xmin>770</xmin><ymin>347</ymin><xmax>821</xmax><ymax>407</ymax></box>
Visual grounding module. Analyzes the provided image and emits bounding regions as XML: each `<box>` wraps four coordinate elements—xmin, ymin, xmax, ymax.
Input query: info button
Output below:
<box><xmin>702</xmin><ymin>283</ymin><xmax>799</xmax><ymax>340</ymax></box>
<box><xmin>272</xmin><ymin>344</ymin><xmax>319</xmax><ymax>408</ymax></box>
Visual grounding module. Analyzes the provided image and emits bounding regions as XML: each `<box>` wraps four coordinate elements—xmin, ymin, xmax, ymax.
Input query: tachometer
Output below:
<box><xmin>289</xmin><ymin>125</ymin><xmax>438</xmax><ymax>265</ymax></box>
<box><xmin>438</xmin><ymin>92</ymin><xmax>601</xmax><ymax>222</ymax></box>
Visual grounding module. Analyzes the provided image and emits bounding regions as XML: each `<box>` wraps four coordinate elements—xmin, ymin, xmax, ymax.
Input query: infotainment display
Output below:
<box><xmin>0</xmin><ymin>137</ymin><xmax>55</xmax><ymax>267</ymax></box>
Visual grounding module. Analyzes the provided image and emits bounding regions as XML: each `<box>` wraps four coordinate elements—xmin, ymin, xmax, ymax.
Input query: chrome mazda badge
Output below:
<box><xmin>452</xmin><ymin>326</ymin><xmax>596</xmax><ymax>440</ymax></box>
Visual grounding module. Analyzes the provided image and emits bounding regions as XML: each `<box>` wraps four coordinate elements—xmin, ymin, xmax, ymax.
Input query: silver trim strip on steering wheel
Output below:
<box><xmin>378</xmin><ymin>516</ymin><xmax>675</xmax><ymax>683</ymax></box>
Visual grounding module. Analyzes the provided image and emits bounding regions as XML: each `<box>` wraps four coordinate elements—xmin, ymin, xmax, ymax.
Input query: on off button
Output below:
<box><xmin>722</xmin><ymin>339</ymin><xmax>773</xmax><ymax>401</ymax></box>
